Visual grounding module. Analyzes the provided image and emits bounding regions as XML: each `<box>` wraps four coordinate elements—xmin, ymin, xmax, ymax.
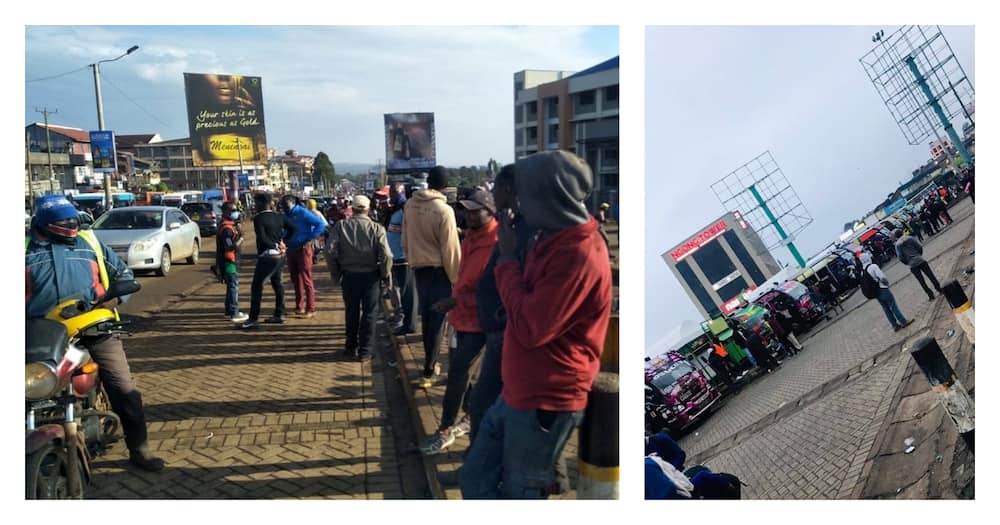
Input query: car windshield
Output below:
<box><xmin>93</xmin><ymin>210</ymin><xmax>163</xmax><ymax>230</ymax></box>
<box><xmin>782</xmin><ymin>283</ymin><xmax>809</xmax><ymax>300</ymax></box>
<box><xmin>650</xmin><ymin>362</ymin><xmax>694</xmax><ymax>392</ymax></box>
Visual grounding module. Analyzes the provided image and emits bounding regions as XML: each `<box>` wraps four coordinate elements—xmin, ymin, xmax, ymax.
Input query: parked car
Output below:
<box><xmin>90</xmin><ymin>206</ymin><xmax>201</xmax><ymax>276</ymax></box>
<box><xmin>181</xmin><ymin>201</ymin><xmax>224</xmax><ymax>236</ymax></box>
<box><xmin>754</xmin><ymin>280</ymin><xmax>826</xmax><ymax>334</ymax></box>
<box><xmin>644</xmin><ymin>352</ymin><xmax>721</xmax><ymax>434</ymax></box>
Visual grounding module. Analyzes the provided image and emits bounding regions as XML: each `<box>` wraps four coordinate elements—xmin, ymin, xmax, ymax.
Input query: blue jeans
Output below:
<box><xmin>459</xmin><ymin>398</ymin><xmax>584</xmax><ymax>499</ymax></box>
<box><xmin>877</xmin><ymin>287</ymin><xmax>907</xmax><ymax>328</ymax></box>
<box><xmin>224</xmin><ymin>272</ymin><xmax>239</xmax><ymax>317</ymax></box>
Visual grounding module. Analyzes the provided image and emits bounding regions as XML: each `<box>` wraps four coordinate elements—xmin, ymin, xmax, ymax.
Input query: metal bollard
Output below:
<box><xmin>941</xmin><ymin>280</ymin><xmax>974</xmax><ymax>344</ymax></box>
<box><xmin>909</xmin><ymin>336</ymin><xmax>974</xmax><ymax>453</ymax></box>
<box><xmin>577</xmin><ymin>371</ymin><xmax>619</xmax><ymax>499</ymax></box>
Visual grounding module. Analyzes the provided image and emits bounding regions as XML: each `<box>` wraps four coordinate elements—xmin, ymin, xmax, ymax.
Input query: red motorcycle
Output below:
<box><xmin>25</xmin><ymin>280</ymin><xmax>138</xmax><ymax>499</ymax></box>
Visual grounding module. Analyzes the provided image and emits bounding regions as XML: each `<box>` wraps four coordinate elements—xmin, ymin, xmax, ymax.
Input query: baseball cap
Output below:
<box><xmin>352</xmin><ymin>195</ymin><xmax>371</xmax><ymax>210</ymax></box>
<box><xmin>459</xmin><ymin>189</ymin><xmax>495</xmax><ymax>214</ymax></box>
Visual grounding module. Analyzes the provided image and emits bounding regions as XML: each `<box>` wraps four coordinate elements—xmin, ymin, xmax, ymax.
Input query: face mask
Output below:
<box><xmin>229</xmin><ymin>211</ymin><xmax>240</xmax><ymax>221</ymax></box>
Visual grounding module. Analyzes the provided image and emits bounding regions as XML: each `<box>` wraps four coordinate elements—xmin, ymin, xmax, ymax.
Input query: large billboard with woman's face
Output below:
<box><xmin>184</xmin><ymin>72</ymin><xmax>268</xmax><ymax>167</ymax></box>
<box><xmin>384</xmin><ymin>112</ymin><xmax>436</xmax><ymax>171</ymax></box>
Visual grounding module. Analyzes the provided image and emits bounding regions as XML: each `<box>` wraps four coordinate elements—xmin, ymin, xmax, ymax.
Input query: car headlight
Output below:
<box><xmin>132</xmin><ymin>239</ymin><xmax>157</xmax><ymax>252</ymax></box>
<box><xmin>26</xmin><ymin>362</ymin><xmax>58</xmax><ymax>401</ymax></box>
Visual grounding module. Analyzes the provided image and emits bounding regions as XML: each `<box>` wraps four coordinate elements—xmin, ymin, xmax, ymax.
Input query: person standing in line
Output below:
<box><xmin>403</xmin><ymin>166</ymin><xmax>461</xmax><ymax>388</ymax></box>
<box><xmin>459</xmin><ymin>150</ymin><xmax>612</xmax><ymax>500</ymax></box>
<box><xmin>281</xmin><ymin>195</ymin><xmax>326</xmax><ymax>319</ymax></box>
<box><xmin>215</xmin><ymin>201</ymin><xmax>248</xmax><ymax>323</ymax></box>
<box><xmin>894</xmin><ymin>228</ymin><xmax>941</xmax><ymax>301</ymax></box>
<box><xmin>326</xmin><ymin>195</ymin><xmax>393</xmax><ymax>361</ymax></box>
<box><xmin>306</xmin><ymin>198</ymin><xmax>329</xmax><ymax>264</ymax></box>
<box><xmin>385</xmin><ymin>183</ymin><xmax>417</xmax><ymax>336</ymax></box>
<box><xmin>419</xmin><ymin>189</ymin><xmax>499</xmax><ymax>455</ymax></box>
<box><xmin>861</xmin><ymin>251</ymin><xmax>913</xmax><ymax>332</ymax></box>
<box><xmin>242</xmin><ymin>193</ymin><xmax>296</xmax><ymax>329</ymax></box>
<box><xmin>743</xmin><ymin>327</ymin><xmax>780</xmax><ymax>373</ymax></box>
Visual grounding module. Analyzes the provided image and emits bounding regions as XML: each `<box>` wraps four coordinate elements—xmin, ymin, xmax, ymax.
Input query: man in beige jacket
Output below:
<box><xmin>403</xmin><ymin>166</ymin><xmax>462</xmax><ymax>386</ymax></box>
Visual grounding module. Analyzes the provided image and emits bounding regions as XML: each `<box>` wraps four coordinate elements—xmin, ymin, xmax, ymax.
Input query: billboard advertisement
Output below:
<box><xmin>384</xmin><ymin>113</ymin><xmax>436</xmax><ymax>171</ymax></box>
<box><xmin>183</xmin><ymin>73</ymin><xmax>267</xmax><ymax>167</ymax></box>
<box><xmin>89</xmin><ymin>130</ymin><xmax>117</xmax><ymax>173</ymax></box>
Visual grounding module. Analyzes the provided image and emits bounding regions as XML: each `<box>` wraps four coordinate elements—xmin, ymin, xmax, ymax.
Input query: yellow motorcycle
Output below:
<box><xmin>25</xmin><ymin>280</ymin><xmax>139</xmax><ymax>499</ymax></box>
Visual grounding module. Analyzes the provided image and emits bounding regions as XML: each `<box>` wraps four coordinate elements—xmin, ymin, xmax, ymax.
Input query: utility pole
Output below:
<box><xmin>26</xmin><ymin>128</ymin><xmax>34</xmax><ymax>213</ymax></box>
<box><xmin>35</xmin><ymin>108</ymin><xmax>58</xmax><ymax>194</ymax></box>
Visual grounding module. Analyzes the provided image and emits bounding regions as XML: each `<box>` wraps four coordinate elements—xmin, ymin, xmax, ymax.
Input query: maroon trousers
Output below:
<box><xmin>287</xmin><ymin>244</ymin><xmax>316</xmax><ymax>313</ymax></box>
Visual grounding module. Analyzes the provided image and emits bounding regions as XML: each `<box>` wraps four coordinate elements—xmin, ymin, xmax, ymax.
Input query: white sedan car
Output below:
<box><xmin>90</xmin><ymin>206</ymin><xmax>202</xmax><ymax>276</ymax></box>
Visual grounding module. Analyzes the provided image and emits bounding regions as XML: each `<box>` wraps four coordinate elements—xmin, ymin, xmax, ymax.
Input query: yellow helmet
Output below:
<box><xmin>307</xmin><ymin>199</ymin><xmax>318</xmax><ymax>210</ymax></box>
<box><xmin>45</xmin><ymin>300</ymin><xmax>118</xmax><ymax>339</ymax></box>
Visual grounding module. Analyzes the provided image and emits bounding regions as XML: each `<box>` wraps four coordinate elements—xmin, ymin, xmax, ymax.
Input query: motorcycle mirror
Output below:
<box><xmin>102</xmin><ymin>280</ymin><xmax>141</xmax><ymax>303</ymax></box>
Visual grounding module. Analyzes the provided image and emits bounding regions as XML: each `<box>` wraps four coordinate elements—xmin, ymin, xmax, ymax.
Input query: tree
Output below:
<box><xmin>314</xmin><ymin>151</ymin><xmax>336</xmax><ymax>193</ymax></box>
<box><xmin>153</xmin><ymin>182</ymin><xmax>169</xmax><ymax>192</ymax></box>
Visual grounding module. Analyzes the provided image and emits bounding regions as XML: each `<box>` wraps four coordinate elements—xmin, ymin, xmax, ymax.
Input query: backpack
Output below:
<box><xmin>860</xmin><ymin>264</ymin><xmax>880</xmax><ymax>299</ymax></box>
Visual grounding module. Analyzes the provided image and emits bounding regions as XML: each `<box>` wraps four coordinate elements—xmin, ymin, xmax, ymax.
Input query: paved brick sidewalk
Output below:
<box><xmin>679</xmin><ymin>199</ymin><xmax>974</xmax><ymax>458</ymax></box>
<box><xmin>679</xmin><ymin>199</ymin><xmax>974</xmax><ymax>499</ymax></box>
<box><xmin>86</xmin><ymin>260</ymin><xmax>414</xmax><ymax>499</ymax></box>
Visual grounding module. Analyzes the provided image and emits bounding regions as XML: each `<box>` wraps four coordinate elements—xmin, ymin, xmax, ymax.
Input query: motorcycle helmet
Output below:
<box><xmin>33</xmin><ymin>194</ymin><xmax>80</xmax><ymax>244</ymax></box>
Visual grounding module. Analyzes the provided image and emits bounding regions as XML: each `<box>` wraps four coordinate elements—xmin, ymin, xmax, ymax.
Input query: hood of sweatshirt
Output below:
<box><xmin>514</xmin><ymin>150</ymin><xmax>593</xmax><ymax>232</ymax></box>
<box><xmin>412</xmin><ymin>189</ymin><xmax>447</xmax><ymax>203</ymax></box>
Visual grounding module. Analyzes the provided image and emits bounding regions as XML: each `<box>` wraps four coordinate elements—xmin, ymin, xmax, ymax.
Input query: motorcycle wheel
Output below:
<box><xmin>95</xmin><ymin>385</ymin><xmax>121</xmax><ymax>442</ymax></box>
<box><xmin>25</xmin><ymin>444</ymin><xmax>82</xmax><ymax>500</ymax></box>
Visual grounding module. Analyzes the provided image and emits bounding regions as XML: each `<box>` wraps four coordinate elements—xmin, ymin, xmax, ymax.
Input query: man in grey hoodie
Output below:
<box><xmin>893</xmin><ymin>228</ymin><xmax>941</xmax><ymax>301</ymax></box>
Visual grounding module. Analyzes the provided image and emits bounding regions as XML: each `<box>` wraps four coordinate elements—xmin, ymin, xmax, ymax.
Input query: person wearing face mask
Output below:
<box><xmin>25</xmin><ymin>194</ymin><xmax>165</xmax><ymax>472</ymax></box>
<box><xmin>418</xmin><ymin>189</ymin><xmax>499</xmax><ymax>455</ymax></box>
<box><xmin>216</xmin><ymin>201</ymin><xmax>248</xmax><ymax>323</ymax></box>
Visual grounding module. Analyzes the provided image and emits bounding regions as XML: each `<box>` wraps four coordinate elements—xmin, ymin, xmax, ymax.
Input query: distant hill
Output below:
<box><xmin>334</xmin><ymin>163</ymin><xmax>377</xmax><ymax>174</ymax></box>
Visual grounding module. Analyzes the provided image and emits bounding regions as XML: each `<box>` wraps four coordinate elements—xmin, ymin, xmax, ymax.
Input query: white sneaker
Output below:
<box><xmin>229</xmin><ymin>312</ymin><xmax>249</xmax><ymax>323</ymax></box>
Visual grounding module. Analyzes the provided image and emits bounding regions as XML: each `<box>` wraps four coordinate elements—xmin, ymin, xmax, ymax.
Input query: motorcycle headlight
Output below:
<box><xmin>25</xmin><ymin>362</ymin><xmax>58</xmax><ymax>401</ymax></box>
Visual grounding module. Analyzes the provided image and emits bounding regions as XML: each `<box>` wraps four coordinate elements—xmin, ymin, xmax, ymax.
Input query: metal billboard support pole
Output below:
<box><xmin>905</xmin><ymin>56</ymin><xmax>974</xmax><ymax>167</ymax></box>
<box><xmin>748</xmin><ymin>184</ymin><xmax>805</xmax><ymax>267</ymax></box>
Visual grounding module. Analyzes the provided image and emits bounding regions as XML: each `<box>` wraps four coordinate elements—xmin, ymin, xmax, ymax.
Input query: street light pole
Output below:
<box><xmin>90</xmin><ymin>45</ymin><xmax>139</xmax><ymax>210</ymax></box>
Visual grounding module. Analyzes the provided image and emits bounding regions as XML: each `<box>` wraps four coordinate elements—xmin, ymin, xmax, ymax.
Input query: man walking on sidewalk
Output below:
<box><xmin>861</xmin><ymin>252</ymin><xmax>912</xmax><ymax>332</ymax></box>
<box><xmin>403</xmin><ymin>166</ymin><xmax>461</xmax><ymax>387</ymax></box>
<box><xmin>326</xmin><ymin>195</ymin><xmax>393</xmax><ymax>361</ymax></box>
<box><xmin>281</xmin><ymin>195</ymin><xmax>327</xmax><ymax>318</ymax></box>
<box><xmin>419</xmin><ymin>189</ymin><xmax>499</xmax><ymax>455</ymax></box>
<box><xmin>243</xmin><ymin>193</ymin><xmax>296</xmax><ymax>329</ymax></box>
<box><xmin>894</xmin><ymin>228</ymin><xmax>941</xmax><ymax>301</ymax></box>
<box><xmin>459</xmin><ymin>150</ymin><xmax>612</xmax><ymax>499</ymax></box>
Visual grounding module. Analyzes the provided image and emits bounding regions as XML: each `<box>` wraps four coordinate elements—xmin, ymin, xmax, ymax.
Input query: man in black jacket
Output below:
<box><xmin>242</xmin><ymin>193</ymin><xmax>297</xmax><ymax>329</ymax></box>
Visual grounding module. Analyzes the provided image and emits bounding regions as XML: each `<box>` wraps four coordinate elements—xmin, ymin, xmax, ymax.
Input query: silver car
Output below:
<box><xmin>90</xmin><ymin>206</ymin><xmax>202</xmax><ymax>276</ymax></box>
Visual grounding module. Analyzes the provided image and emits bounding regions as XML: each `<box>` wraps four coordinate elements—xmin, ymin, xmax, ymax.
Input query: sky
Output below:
<box><xmin>644</xmin><ymin>25</ymin><xmax>975</xmax><ymax>356</ymax></box>
<box><xmin>24</xmin><ymin>25</ymin><xmax>619</xmax><ymax>168</ymax></box>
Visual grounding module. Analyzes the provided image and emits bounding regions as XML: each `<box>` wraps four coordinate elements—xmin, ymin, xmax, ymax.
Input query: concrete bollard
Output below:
<box><xmin>909</xmin><ymin>336</ymin><xmax>974</xmax><ymax>453</ymax></box>
<box><xmin>577</xmin><ymin>371</ymin><xmax>619</xmax><ymax>499</ymax></box>
<box><xmin>941</xmin><ymin>280</ymin><xmax>974</xmax><ymax>345</ymax></box>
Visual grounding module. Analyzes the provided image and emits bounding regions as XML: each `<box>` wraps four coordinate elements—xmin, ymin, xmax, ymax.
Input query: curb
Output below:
<box><xmin>380</xmin><ymin>297</ymin><xmax>446</xmax><ymax>500</ymax></box>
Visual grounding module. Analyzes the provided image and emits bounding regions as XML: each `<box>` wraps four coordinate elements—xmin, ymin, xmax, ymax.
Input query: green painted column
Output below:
<box><xmin>749</xmin><ymin>184</ymin><xmax>806</xmax><ymax>267</ymax></box>
<box><xmin>905</xmin><ymin>56</ymin><xmax>973</xmax><ymax>168</ymax></box>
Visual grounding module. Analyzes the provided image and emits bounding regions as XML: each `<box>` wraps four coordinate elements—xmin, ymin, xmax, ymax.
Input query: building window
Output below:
<box><xmin>604</xmin><ymin>85</ymin><xmax>619</xmax><ymax>109</ymax></box>
<box><xmin>515</xmin><ymin>130</ymin><xmax>524</xmax><ymax>147</ymax></box>
<box><xmin>527</xmin><ymin>126</ymin><xmax>538</xmax><ymax>141</ymax></box>
<box><xmin>515</xmin><ymin>80</ymin><xmax>524</xmax><ymax>92</ymax></box>
<box><xmin>691</xmin><ymin>239</ymin><xmax>738</xmax><ymax>286</ymax></box>
<box><xmin>602</xmin><ymin>146</ymin><xmax>618</xmax><ymax>167</ymax></box>
<box><xmin>676</xmin><ymin>259</ymin><xmax>719</xmax><ymax>317</ymax></box>
<box><xmin>546</xmin><ymin>97</ymin><xmax>559</xmax><ymax>119</ymax></box>
<box><xmin>723</xmin><ymin>230</ymin><xmax>767</xmax><ymax>286</ymax></box>
<box><xmin>574</xmin><ymin>90</ymin><xmax>597</xmax><ymax>115</ymax></box>
<box><xmin>526</xmin><ymin>101</ymin><xmax>538</xmax><ymax>121</ymax></box>
<box><xmin>548</xmin><ymin>123</ymin><xmax>559</xmax><ymax>144</ymax></box>
<box><xmin>601</xmin><ymin>172</ymin><xmax>619</xmax><ymax>188</ymax></box>
<box><xmin>515</xmin><ymin>105</ymin><xmax>524</xmax><ymax>124</ymax></box>
<box><xmin>717</xmin><ymin>276</ymin><xmax>750</xmax><ymax>304</ymax></box>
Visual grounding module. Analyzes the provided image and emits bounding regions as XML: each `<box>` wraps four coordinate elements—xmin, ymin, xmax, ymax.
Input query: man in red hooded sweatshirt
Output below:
<box><xmin>459</xmin><ymin>150</ymin><xmax>612</xmax><ymax>499</ymax></box>
<box><xmin>418</xmin><ymin>189</ymin><xmax>499</xmax><ymax>455</ymax></box>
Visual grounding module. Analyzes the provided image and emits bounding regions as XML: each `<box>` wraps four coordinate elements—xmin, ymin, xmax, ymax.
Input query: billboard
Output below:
<box><xmin>384</xmin><ymin>113</ymin><xmax>436</xmax><ymax>171</ymax></box>
<box><xmin>183</xmin><ymin>73</ymin><xmax>267</xmax><ymax>167</ymax></box>
<box><xmin>89</xmin><ymin>130</ymin><xmax>117</xmax><ymax>173</ymax></box>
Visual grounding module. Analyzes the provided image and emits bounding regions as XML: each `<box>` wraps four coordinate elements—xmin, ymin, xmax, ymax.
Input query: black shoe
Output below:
<box><xmin>358</xmin><ymin>353</ymin><xmax>373</xmax><ymax>362</ymax></box>
<box><xmin>128</xmin><ymin>450</ymin><xmax>165</xmax><ymax>472</ymax></box>
<box><xmin>264</xmin><ymin>316</ymin><xmax>285</xmax><ymax>324</ymax></box>
<box><xmin>240</xmin><ymin>319</ymin><xmax>259</xmax><ymax>329</ymax></box>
